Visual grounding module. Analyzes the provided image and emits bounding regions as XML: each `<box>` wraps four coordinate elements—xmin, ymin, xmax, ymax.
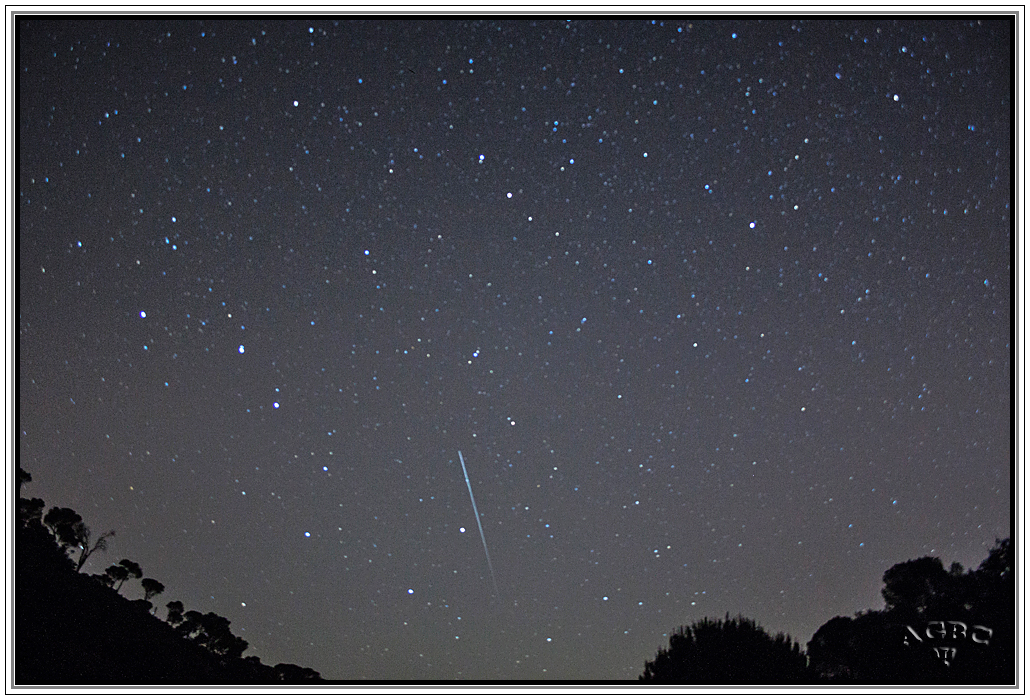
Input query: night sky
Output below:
<box><xmin>17</xmin><ymin>17</ymin><xmax>1012</xmax><ymax>681</ymax></box>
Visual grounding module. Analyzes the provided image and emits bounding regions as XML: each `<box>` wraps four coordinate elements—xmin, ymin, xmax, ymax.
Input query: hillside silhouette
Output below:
<box><xmin>16</xmin><ymin>468</ymin><xmax>323</xmax><ymax>684</ymax></box>
<box><xmin>641</xmin><ymin>538</ymin><xmax>1013</xmax><ymax>684</ymax></box>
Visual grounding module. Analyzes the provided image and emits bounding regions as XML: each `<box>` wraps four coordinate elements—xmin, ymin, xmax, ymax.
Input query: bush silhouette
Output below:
<box><xmin>641</xmin><ymin>614</ymin><xmax>811</xmax><ymax>683</ymax></box>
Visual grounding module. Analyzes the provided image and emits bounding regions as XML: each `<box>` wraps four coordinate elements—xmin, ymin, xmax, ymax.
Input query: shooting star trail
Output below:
<box><xmin>458</xmin><ymin>450</ymin><xmax>500</xmax><ymax>598</ymax></box>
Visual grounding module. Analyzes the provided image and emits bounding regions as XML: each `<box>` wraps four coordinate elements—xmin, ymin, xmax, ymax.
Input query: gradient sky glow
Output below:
<box><xmin>17</xmin><ymin>17</ymin><xmax>1012</xmax><ymax>681</ymax></box>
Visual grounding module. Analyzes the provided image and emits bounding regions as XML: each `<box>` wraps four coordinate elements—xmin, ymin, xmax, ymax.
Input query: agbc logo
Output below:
<box><xmin>902</xmin><ymin>620</ymin><xmax>993</xmax><ymax>667</ymax></box>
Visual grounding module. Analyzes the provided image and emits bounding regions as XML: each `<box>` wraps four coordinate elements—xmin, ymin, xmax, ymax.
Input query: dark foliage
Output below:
<box><xmin>104</xmin><ymin>563</ymin><xmax>130</xmax><ymax>590</ymax></box>
<box><xmin>107</xmin><ymin>558</ymin><xmax>143</xmax><ymax>592</ymax></box>
<box><xmin>141</xmin><ymin>578</ymin><xmax>165</xmax><ymax>602</ymax></box>
<box><xmin>166</xmin><ymin>600</ymin><xmax>185</xmax><ymax>626</ymax></box>
<box><xmin>43</xmin><ymin>506</ymin><xmax>86</xmax><ymax>553</ymax></box>
<box><xmin>176</xmin><ymin>610</ymin><xmax>250</xmax><ymax>659</ymax></box>
<box><xmin>640</xmin><ymin>614</ymin><xmax>812</xmax><ymax>683</ymax></box>
<box><xmin>19</xmin><ymin>496</ymin><xmax>45</xmax><ymax>525</ymax></box>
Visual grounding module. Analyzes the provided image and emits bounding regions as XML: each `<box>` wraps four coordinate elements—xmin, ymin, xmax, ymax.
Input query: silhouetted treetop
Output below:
<box><xmin>166</xmin><ymin>600</ymin><xmax>184</xmax><ymax>626</ymax></box>
<box><xmin>141</xmin><ymin>578</ymin><xmax>165</xmax><ymax>602</ymax></box>
<box><xmin>641</xmin><ymin>613</ymin><xmax>811</xmax><ymax>683</ymax></box>
<box><xmin>105</xmin><ymin>563</ymin><xmax>130</xmax><ymax>590</ymax></box>
<box><xmin>119</xmin><ymin>559</ymin><xmax>143</xmax><ymax>582</ymax></box>
<box><xmin>881</xmin><ymin>556</ymin><xmax>959</xmax><ymax>615</ymax></box>
<box><xmin>43</xmin><ymin>507</ymin><xmax>84</xmax><ymax>552</ymax></box>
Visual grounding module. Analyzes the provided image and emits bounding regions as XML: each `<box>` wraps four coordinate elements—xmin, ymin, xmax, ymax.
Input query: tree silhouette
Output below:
<box><xmin>807</xmin><ymin>609</ymin><xmax>928</xmax><ymax>682</ymax></box>
<box><xmin>74</xmin><ymin>526</ymin><xmax>115</xmax><ymax>573</ymax></box>
<box><xmin>967</xmin><ymin>538</ymin><xmax>1014</xmax><ymax>682</ymax></box>
<box><xmin>166</xmin><ymin>600</ymin><xmax>185</xmax><ymax>626</ymax></box>
<box><xmin>141</xmin><ymin>578</ymin><xmax>165</xmax><ymax>602</ymax></box>
<box><xmin>39</xmin><ymin>506</ymin><xmax>114</xmax><ymax>573</ymax></box>
<box><xmin>208</xmin><ymin>626</ymin><xmax>249</xmax><ymax>659</ymax></box>
<box><xmin>43</xmin><ymin>507</ymin><xmax>85</xmax><ymax>552</ymax></box>
<box><xmin>177</xmin><ymin>610</ymin><xmax>249</xmax><ymax>659</ymax></box>
<box><xmin>105</xmin><ymin>563</ymin><xmax>129</xmax><ymax>590</ymax></box>
<box><xmin>640</xmin><ymin>614</ymin><xmax>811</xmax><ymax>683</ymax></box>
<box><xmin>92</xmin><ymin>571</ymin><xmax>115</xmax><ymax>587</ymax></box>
<box><xmin>178</xmin><ymin>610</ymin><xmax>205</xmax><ymax>639</ymax></box>
<box><xmin>112</xmin><ymin>559</ymin><xmax>143</xmax><ymax>592</ymax></box>
<box><xmin>881</xmin><ymin>556</ymin><xmax>960</xmax><ymax>616</ymax></box>
<box><xmin>973</xmin><ymin>537</ymin><xmax>1011</xmax><ymax>598</ymax></box>
<box><xmin>19</xmin><ymin>497</ymin><xmax>45</xmax><ymax>526</ymax></box>
<box><xmin>806</xmin><ymin>616</ymin><xmax>860</xmax><ymax>681</ymax></box>
<box><xmin>17</xmin><ymin>466</ymin><xmax>31</xmax><ymax>499</ymax></box>
<box><xmin>17</xmin><ymin>468</ymin><xmax>40</xmax><ymax>526</ymax></box>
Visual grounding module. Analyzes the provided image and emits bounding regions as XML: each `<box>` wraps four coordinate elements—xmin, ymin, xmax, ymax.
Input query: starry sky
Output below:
<box><xmin>17</xmin><ymin>17</ymin><xmax>1012</xmax><ymax>682</ymax></box>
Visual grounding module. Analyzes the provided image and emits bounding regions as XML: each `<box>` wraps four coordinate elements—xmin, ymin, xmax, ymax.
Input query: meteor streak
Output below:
<box><xmin>458</xmin><ymin>450</ymin><xmax>499</xmax><ymax>598</ymax></box>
